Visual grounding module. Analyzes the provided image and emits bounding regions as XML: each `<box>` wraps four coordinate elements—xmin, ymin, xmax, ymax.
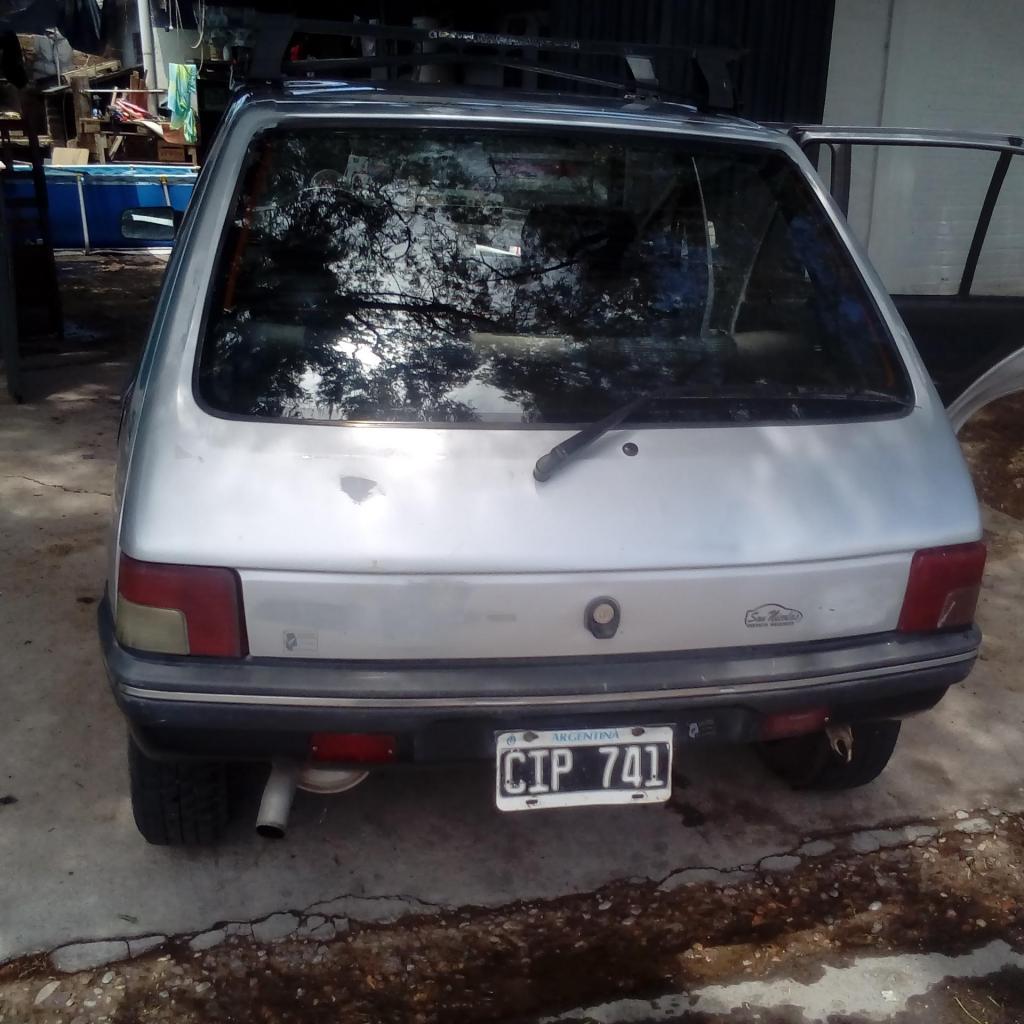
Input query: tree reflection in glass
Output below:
<box><xmin>198</xmin><ymin>128</ymin><xmax>908</xmax><ymax>425</ymax></box>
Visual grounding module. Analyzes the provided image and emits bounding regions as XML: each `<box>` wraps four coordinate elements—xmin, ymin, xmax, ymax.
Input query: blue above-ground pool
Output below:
<box><xmin>4</xmin><ymin>163</ymin><xmax>197</xmax><ymax>249</ymax></box>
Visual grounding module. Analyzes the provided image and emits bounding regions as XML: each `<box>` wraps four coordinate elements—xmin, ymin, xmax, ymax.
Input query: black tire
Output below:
<box><xmin>128</xmin><ymin>738</ymin><xmax>231</xmax><ymax>846</ymax></box>
<box><xmin>757</xmin><ymin>720</ymin><xmax>902</xmax><ymax>791</ymax></box>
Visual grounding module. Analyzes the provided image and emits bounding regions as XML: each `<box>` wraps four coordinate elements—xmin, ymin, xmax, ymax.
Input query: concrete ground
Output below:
<box><xmin>0</xmin><ymin>252</ymin><xmax>1022</xmax><ymax>1022</ymax></box>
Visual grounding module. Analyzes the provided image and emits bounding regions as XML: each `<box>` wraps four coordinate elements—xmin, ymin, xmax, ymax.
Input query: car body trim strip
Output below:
<box><xmin>120</xmin><ymin>650</ymin><xmax>975</xmax><ymax>709</ymax></box>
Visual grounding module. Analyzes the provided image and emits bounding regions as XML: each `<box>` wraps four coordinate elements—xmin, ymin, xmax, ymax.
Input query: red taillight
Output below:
<box><xmin>897</xmin><ymin>542</ymin><xmax>986</xmax><ymax>633</ymax></box>
<box><xmin>310</xmin><ymin>733</ymin><xmax>398</xmax><ymax>763</ymax></box>
<box><xmin>759</xmin><ymin>707</ymin><xmax>829</xmax><ymax>741</ymax></box>
<box><xmin>117</xmin><ymin>553</ymin><xmax>248</xmax><ymax>657</ymax></box>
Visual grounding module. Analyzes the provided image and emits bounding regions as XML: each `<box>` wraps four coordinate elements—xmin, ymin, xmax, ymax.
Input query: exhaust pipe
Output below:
<box><xmin>256</xmin><ymin>759</ymin><xmax>300</xmax><ymax>838</ymax></box>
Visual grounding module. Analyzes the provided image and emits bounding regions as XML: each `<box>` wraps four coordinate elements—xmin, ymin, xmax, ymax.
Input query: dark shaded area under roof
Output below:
<box><xmin>219</xmin><ymin>0</ymin><xmax>834</xmax><ymax>123</ymax></box>
<box><xmin>0</xmin><ymin>0</ymin><xmax>101</xmax><ymax>53</ymax></box>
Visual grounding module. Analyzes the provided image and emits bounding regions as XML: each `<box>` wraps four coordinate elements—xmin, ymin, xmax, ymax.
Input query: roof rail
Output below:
<box><xmin>245</xmin><ymin>16</ymin><xmax>741</xmax><ymax>111</ymax></box>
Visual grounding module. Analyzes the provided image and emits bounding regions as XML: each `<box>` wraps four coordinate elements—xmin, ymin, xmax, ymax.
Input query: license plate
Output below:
<box><xmin>495</xmin><ymin>725</ymin><xmax>673</xmax><ymax>811</ymax></box>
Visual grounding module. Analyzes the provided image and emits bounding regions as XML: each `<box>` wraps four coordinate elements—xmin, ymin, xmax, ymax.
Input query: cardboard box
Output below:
<box><xmin>52</xmin><ymin>146</ymin><xmax>91</xmax><ymax>165</ymax></box>
<box><xmin>156</xmin><ymin>142</ymin><xmax>189</xmax><ymax>163</ymax></box>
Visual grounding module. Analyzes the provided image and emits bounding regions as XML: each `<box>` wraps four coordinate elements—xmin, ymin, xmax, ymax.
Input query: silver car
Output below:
<box><xmin>101</xmin><ymin>81</ymin><xmax>1005</xmax><ymax>845</ymax></box>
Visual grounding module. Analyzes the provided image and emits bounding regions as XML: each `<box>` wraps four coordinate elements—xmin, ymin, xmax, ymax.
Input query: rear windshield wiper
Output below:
<box><xmin>532</xmin><ymin>377</ymin><xmax>912</xmax><ymax>483</ymax></box>
<box><xmin>533</xmin><ymin>361</ymin><xmax>707</xmax><ymax>484</ymax></box>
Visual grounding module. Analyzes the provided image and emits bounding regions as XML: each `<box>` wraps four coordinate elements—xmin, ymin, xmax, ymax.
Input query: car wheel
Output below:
<box><xmin>128</xmin><ymin>737</ymin><xmax>231</xmax><ymax>845</ymax></box>
<box><xmin>757</xmin><ymin>720</ymin><xmax>901</xmax><ymax>791</ymax></box>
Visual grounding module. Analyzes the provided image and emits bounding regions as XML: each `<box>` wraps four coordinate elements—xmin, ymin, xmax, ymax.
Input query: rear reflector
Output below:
<box><xmin>310</xmin><ymin>733</ymin><xmax>398</xmax><ymax>763</ymax></box>
<box><xmin>759</xmin><ymin>707</ymin><xmax>829</xmax><ymax>742</ymax></box>
<box><xmin>116</xmin><ymin>553</ymin><xmax>248</xmax><ymax>657</ymax></box>
<box><xmin>897</xmin><ymin>542</ymin><xmax>986</xmax><ymax>633</ymax></box>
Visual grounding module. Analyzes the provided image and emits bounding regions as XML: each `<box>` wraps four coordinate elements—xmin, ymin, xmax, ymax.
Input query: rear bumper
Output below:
<box><xmin>98</xmin><ymin>596</ymin><xmax>980</xmax><ymax>761</ymax></box>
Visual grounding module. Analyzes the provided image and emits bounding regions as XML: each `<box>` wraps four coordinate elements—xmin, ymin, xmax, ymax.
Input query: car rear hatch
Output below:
<box><xmin>120</xmin><ymin>405</ymin><xmax>980</xmax><ymax>660</ymax></box>
<box><xmin>118</xmin><ymin>111</ymin><xmax>983</xmax><ymax>663</ymax></box>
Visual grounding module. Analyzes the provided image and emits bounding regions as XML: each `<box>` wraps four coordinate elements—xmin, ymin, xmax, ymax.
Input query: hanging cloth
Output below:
<box><xmin>167</xmin><ymin>62</ymin><xmax>199</xmax><ymax>144</ymax></box>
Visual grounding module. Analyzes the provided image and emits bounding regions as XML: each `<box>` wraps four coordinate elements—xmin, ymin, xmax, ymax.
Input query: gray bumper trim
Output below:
<box><xmin>119</xmin><ymin>649</ymin><xmax>976</xmax><ymax>711</ymax></box>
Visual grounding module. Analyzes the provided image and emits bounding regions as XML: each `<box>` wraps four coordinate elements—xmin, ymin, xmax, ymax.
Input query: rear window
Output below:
<box><xmin>196</xmin><ymin>126</ymin><xmax>912</xmax><ymax>425</ymax></box>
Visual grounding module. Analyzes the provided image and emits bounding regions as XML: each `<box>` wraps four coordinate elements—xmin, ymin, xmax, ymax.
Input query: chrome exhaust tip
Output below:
<box><xmin>256</xmin><ymin>759</ymin><xmax>300</xmax><ymax>839</ymax></box>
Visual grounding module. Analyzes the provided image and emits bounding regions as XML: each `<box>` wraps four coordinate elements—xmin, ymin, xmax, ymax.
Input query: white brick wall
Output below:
<box><xmin>824</xmin><ymin>0</ymin><xmax>1024</xmax><ymax>296</ymax></box>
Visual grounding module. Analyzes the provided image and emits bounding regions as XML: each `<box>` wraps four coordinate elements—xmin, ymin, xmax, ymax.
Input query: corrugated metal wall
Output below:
<box><xmin>547</xmin><ymin>0</ymin><xmax>835</xmax><ymax>122</ymax></box>
<box><xmin>202</xmin><ymin>1</ymin><xmax>834</xmax><ymax>123</ymax></box>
